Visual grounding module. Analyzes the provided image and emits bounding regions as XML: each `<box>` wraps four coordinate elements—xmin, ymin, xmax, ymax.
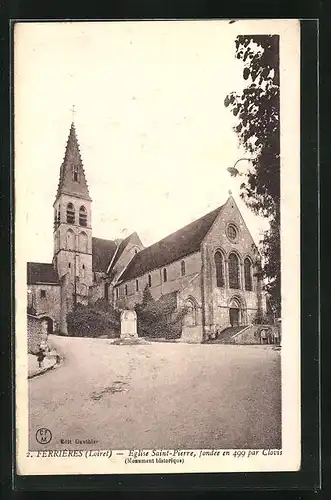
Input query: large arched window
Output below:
<box><xmin>66</xmin><ymin>229</ymin><xmax>75</xmax><ymax>250</ymax></box>
<box><xmin>79</xmin><ymin>206</ymin><xmax>87</xmax><ymax>227</ymax></box>
<box><xmin>244</xmin><ymin>258</ymin><xmax>253</xmax><ymax>291</ymax></box>
<box><xmin>66</xmin><ymin>203</ymin><xmax>75</xmax><ymax>224</ymax></box>
<box><xmin>228</xmin><ymin>253</ymin><xmax>240</xmax><ymax>289</ymax></box>
<box><xmin>214</xmin><ymin>251</ymin><xmax>224</xmax><ymax>287</ymax></box>
<box><xmin>78</xmin><ymin>231</ymin><xmax>88</xmax><ymax>253</ymax></box>
<box><xmin>163</xmin><ymin>268</ymin><xmax>167</xmax><ymax>283</ymax></box>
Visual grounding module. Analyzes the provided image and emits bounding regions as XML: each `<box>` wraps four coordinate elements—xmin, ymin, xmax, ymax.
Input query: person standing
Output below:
<box><xmin>36</xmin><ymin>345</ymin><xmax>46</xmax><ymax>369</ymax></box>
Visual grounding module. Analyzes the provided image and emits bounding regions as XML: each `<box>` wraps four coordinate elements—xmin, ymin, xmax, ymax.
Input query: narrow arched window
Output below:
<box><xmin>181</xmin><ymin>260</ymin><xmax>186</xmax><ymax>276</ymax></box>
<box><xmin>244</xmin><ymin>258</ymin><xmax>252</xmax><ymax>291</ymax></box>
<box><xmin>66</xmin><ymin>203</ymin><xmax>75</xmax><ymax>224</ymax></box>
<box><xmin>116</xmin><ymin>287</ymin><xmax>119</xmax><ymax>299</ymax></box>
<box><xmin>73</xmin><ymin>164</ymin><xmax>79</xmax><ymax>182</ymax></box>
<box><xmin>228</xmin><ymin>253</ymin><xmax>240</xmax><ymax>289</ymax></box>
<box><xmin>125</xmin><ymin>284</ymin><xmax>128</xmax><ymax>296</ymax></box>
<box><xmin>214</xmin><ymin>251</ymin><xmax>224</xmax><ymax>287</ymax></box>
<box><xmin>148</xmin><ymin>274</ymin><xmax>152</xmax><ymax>287</ymax></box>
<box><xmin>136</xmin><ymin>279</ymin><xmax>139</xmax><ymax>292</ymax></box>
<box><xmin>79</xmin><ymin>206</ymin><xmax>87</xmax><ymax>227</ymax></box>
<box><xmin>163</xmin><ymin>268</ymin><xmax>167</xmax><ymax>283</ymax></box>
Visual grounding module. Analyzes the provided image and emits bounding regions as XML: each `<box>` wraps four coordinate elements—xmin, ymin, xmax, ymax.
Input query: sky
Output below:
<box><xmin>15</xmin><ymin>20</ymin><xmax>270</xmax><ymax>263</ymax></box>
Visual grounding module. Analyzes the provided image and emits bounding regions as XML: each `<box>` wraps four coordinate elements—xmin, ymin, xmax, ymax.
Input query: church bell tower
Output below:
<box><xmin>53</xmin><ymin>120</ymin><xmax>93</xmax><ymax>306</ymax></box>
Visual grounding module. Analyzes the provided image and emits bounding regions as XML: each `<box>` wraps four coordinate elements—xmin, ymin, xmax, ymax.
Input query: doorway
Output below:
<box><xmin>229</xmin><ymin>308</ymin><xmax>239</xmax><ymax>327</ymax></box>
<box><xmin>42</xmin><ymin>317</ymin><xmax>54</xmax><ymax>334</ymax></box>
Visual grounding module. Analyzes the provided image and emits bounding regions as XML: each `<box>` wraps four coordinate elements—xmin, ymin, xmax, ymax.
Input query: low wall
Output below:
<box><xmin>230</xmin><ymin>324</ymin><xmax>281</xmax><ymax>345</ymax></box>
<box><xmin>27</xmin><ymin>315</ymin><xmax>48</xmax><ymax>354</ymax></box>
<box><xmin>180</xmin><ymin>325</ymin><xmax>203</xmax><ymax>343</ymax></box>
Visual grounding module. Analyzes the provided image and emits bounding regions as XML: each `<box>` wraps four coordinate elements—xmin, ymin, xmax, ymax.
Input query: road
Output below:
<box><xmin>29</xmin><ymin>336</ymin><xmax>281</xmax><ymax>451</ymax></box>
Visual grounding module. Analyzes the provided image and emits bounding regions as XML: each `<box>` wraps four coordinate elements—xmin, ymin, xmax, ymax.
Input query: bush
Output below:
<box><xmin>135</xmin><ymin>288</ymin><xmax>187</xmax><ymax>339</ymax></box>
<box><xmin>67</xmin><ymin>301</ymin><xmax>120</xmax><ymax>338</ymax></box>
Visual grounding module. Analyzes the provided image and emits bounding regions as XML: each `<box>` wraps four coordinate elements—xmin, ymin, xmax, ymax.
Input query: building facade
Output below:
<box><xmin>27</xmin><ymin>122</ymin><xmax>266</xmax><ymax>341</ymax></box>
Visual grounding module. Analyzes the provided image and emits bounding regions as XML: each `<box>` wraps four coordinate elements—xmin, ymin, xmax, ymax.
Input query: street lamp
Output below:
<box><xmin>227</xmin><ymin>157</ymin><xmax>256</xmax><ymax>177</ymax></box>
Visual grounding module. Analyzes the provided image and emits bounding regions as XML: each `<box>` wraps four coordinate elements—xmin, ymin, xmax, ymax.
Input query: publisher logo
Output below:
<box><xmin>36</xmin><ymin>428</ymin><xmax>52</xmax><ymax>444</ymax></box>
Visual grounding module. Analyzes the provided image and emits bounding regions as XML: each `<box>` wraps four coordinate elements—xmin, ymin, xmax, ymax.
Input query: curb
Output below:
<box><xmin>28</xmin><ymin>357</ymin><xmax>59</xmax><ymax>379</ymax></box>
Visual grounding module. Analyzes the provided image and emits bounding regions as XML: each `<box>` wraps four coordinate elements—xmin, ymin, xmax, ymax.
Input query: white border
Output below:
<box><xmin>15</xmin><ymin>19</ymin><xmax>301</xmax><ymax>475</ymax></box>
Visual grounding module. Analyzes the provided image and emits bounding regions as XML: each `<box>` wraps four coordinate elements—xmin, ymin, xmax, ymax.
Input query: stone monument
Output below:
<box><xmin>120</xmin><ymin>310</ymin><xmax>138</xmax><ymax>339</ymax></box>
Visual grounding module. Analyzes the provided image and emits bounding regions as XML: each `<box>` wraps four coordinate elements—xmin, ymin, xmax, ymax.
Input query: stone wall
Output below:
<box><xmin>27</xmin><ymin>284</ymin><xmax>61</xmax><ymax>330</ymax></box>
<box><xmin>230</xmin><ymin>324</ymin><xmax>281</xmax><ymax>345</ymax></box>
<box><xmin>89</xmin><ymin>271</ymin><xmax>109</xmax><ymax>303</ymax></box>
<box><xmin>27</xmin><ymin>315</ymin><xmax>48</xmax><ymax>354</ymax></box>
<box><xmin>115</xmin><ymin>251</ymin><xmax>202</xmax><ymax>310</ymax></box>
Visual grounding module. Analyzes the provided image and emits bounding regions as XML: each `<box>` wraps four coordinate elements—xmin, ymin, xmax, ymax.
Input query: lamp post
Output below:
<box><xmin>227</xmin><ymin>157</ymin><xmax>256</xmax><ymax>177</ymax></box>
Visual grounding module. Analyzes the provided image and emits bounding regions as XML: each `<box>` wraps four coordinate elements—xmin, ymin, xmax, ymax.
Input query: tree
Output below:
<box><xmin>141</xmin><ymin>284</ymin><xmax>153</xmax><ymax>307</ymax></box>
<box><xmin>224</xmin><ymin>35</ymin><xmax>281</xmax><ymax>315</ymax></box>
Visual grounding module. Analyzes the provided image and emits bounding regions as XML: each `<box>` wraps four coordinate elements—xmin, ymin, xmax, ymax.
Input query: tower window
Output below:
<box><xmin>40</xmin><ymin>289</ymin><xmax>46</xmax><ymax>298</ymax></box>
<box><xmin>79</xmin><ymin>206</ymin><xmax>87</xmax><ymax>227</ymax></box>
<box><xmin>73</xmin><ymin>165</ymin><xmax>79</xmax><ymax>182</ymax></box>
<box><xmin>116</xmin><ymin>288</ymin><xmax>119</xmax><ymax>299</ymax></box>
<box><xmin>104</xmin><ymin>283</ymin><xmax>109</xmax><ymax>301</ymax></box>
<box><xmin>136</xmin><ymin>279</ymin><xmax>139</xmax><ymax>292</ymax></box>
<box><xmin>66</xmin><ymin>203</ymin><xmax>75</xmax><ymax>224</ymax></box>
<box><xmin>68</xmin><ymin>263</ymin><xmax>71</xmax><ymax>268</ymax></box>
<box><xmin>163</xmin><ymin>268</ymin><xmax>167</xmax><ymax>283</ymax></box>
<box><xmin>148</xmin><ymin>274</ymin><xmax>152</xmax><ymax>287</ymax></box>
<box><xmin>125</xmin><ymin>284</ymin><xmax>128</xmax><ymax>296</ymax></box>
<box><xmin>181</xmin><ymin>260</ymin><xmax>186</xmax><ymax>276</ymax></box>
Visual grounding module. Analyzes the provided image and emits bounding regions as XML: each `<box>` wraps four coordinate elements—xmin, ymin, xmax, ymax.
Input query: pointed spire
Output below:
<box><xmin>55</xmin><ymin>122</ymin><xmax>92</xmax><ymax>202</ymax></box>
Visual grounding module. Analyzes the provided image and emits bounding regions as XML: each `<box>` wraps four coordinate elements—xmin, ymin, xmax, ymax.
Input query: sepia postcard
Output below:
<box><xmin>15</xmin><ymin>19</ymin><xmax>300</xmax><ymax>475</ymax></box>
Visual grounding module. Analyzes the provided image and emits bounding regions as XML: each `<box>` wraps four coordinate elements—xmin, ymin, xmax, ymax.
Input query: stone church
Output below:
<box><xmin>27</xmin><ymin>122</ymin><xmax>266</xmax><ymax>343</ymax></box>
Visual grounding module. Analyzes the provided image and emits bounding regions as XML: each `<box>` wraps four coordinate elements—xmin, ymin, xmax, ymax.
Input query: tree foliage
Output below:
<box><xmin>135</xmin><ymin>288</ymin><xmax>187</xmax><ymax>339</ymax></box>
<box><xmin>67</xmin><ymin>299</ymin><xmax>120</xmax><ymax>338</ymax></box>
<box><xmin>224</xmin><ymin>35</ymin><xmax>281</xmax><ymax>314</ymax></box>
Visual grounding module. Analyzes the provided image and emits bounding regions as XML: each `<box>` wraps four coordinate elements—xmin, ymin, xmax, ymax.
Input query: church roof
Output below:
<box><xmin>55</xmin><ymin>122</ymin><xmax>92</xmax><ymax>202</ymax></box>
<box><xmin>27</xmin><ymin>262</ymin><xmax>59</xmax><ymax>285</ymax></box>
<box><xmin>92</xmin><ymin>237</ymin><xmax>117</xmax><ymax>273</ymax></box>
<box><xmin>119</xmin><ymin>205</ymin><xmax>224</xmax><ymax>282</ymax></box>
<box><xmin>109</xmin><ymin>233</ymin><xmax>137</xmax><ymax>270</ymax></box>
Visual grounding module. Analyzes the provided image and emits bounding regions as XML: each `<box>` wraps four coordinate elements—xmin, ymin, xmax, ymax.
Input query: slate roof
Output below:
<box><xmin>119</xmin><ymin>205</ymin><xmax>223</xmax><ymax>282</ymax></box>
<box><xmin>27</xmin><ymin>262</ymin><xmax>59</xmax><ymax>285</ymax></box>
<box><xmin>92</xmin><ymin>237</ymin><xmax>117</xmax><ymax>273</ymax></box>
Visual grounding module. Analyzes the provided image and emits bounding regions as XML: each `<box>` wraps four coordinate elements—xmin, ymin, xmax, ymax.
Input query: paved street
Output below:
<box><xmin>29</xmin><ymin>336</ymin><xmax>281</xmax><ymax>451</ymax></box>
